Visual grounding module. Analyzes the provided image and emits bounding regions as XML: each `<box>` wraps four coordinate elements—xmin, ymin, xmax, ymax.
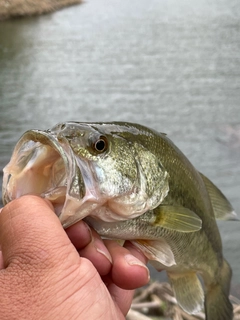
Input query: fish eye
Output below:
<box><xmin>60</xmin><ymin>123</ymin><xmax>66</xmax><ymax>130</ymax></box>
<box><xmin>94</xmin><ymin>136</ymin><xmax>108</xmax><ymax>153</ymax></box>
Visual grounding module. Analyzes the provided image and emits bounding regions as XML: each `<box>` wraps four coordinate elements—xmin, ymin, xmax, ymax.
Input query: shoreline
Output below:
<box><xmin>0</xmin><ymin>0</ymin><xmax>82</xmax><ymax>20</ymax></box>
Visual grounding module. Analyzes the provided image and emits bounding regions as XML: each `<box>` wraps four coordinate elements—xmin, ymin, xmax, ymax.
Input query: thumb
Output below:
<box><xmin>0</xmin><ymin>195</ymin><xmax>78</xmax><ymax>269</ymax></box>
<box><xmin>0</xmin><ymin>196</ymin><xmax>122</xmax><ymax>320</ymax></box>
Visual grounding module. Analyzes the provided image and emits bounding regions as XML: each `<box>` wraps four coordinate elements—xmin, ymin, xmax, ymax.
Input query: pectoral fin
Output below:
<box><xmin>168</xmin><ymin>272</ymin><xmax>204</xmax><ymax>314</ymax></box>
<box><xmin>153</xmin><ymin>205</ymin><xmax>202</xmax><ymax>232</ymax></box>
<box><xmin>131</xmin><ymin>239</ymin><xmax>176</xmax><ymax>267</ymax></box>
<box><xmin>200</xmin><ymin>172</ymin><xmax>239</xmax><ymax>220</ymax></box>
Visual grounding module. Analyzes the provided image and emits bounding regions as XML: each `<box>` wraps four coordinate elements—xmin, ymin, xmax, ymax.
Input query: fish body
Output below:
<box><xmin>2</xmin><ymin>122</ymin><xmax>236</xmax><ymax>319</ymax></box>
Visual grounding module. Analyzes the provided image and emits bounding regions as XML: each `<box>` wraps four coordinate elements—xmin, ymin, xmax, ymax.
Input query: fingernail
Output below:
<box><xmin>124</xmin><ymin>254</ymin><xmax>146</xmax><ymax>267</ymax></box>
<box><xmin>125</xmin><ymin>254</ymin><xmax>150</xmax><ymax>278</ymax></box>
<box><xmin>94</xmin><ymin>239</ymin><xmax>113</xmax><ymax>264</ymax></box>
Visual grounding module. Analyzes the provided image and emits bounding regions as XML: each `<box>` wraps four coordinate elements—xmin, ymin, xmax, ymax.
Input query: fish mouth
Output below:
<box><xmin>2</xmin><ymin>129</ymin><xmax>95</xmax><ymax>228</ymax></box>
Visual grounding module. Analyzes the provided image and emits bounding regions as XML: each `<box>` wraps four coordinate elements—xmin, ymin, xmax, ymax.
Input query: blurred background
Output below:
<box><xmin>0</xmin><ymin>0</ymin><xmax>239</xmax><ymax>296</ymax></box>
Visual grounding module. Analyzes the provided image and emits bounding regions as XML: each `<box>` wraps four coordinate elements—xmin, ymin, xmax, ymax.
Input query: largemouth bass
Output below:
<box><xmin>2</xmin><ymin>122</ymin><xmax>237</xmax><ymax>319</ymax></box>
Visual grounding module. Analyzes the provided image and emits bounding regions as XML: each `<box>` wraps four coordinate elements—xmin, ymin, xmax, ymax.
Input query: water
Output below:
<box><xmin>0</xmin><ymin>0</ymin><xmax>240</xmax><ymax>295</ymax></box>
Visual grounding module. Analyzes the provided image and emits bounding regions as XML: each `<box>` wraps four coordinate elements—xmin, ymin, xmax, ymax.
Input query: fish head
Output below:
<box><xmin>2</xmin><ymin>122</ymin><xmax>169</xmax><ymax>227</ymax></box>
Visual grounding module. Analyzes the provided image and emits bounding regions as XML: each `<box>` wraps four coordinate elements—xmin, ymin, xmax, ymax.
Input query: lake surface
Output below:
<box><xmin>0</xmin><ymin>0</ymin><xmax>240</xmax><ymax>296</ymax></box>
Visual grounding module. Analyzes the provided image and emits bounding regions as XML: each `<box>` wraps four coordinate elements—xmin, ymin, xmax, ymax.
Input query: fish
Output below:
<box><xmin>2</xmin><ymin>121</ymin><xmax>237</xmax><ymax>320</ymax></box>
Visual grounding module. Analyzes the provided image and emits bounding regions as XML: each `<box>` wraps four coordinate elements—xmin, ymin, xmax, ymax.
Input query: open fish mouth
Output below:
<box><xmin>2</xmin><ymin>129</ymin><xmax>89</xmax><ymax>227</ymax></box>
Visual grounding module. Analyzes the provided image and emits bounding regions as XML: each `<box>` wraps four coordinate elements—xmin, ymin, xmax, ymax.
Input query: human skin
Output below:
<box><xmin>0</xmin><ymin>196</ymin><xmax>149</xmax><ymax>320</ymax></box>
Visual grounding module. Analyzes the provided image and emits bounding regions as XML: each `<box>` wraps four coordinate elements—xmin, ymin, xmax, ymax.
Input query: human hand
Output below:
<box><xmin>0</xmin><ymin>196</ymin><xmax>149</xmax><ymax>320</ymax></box>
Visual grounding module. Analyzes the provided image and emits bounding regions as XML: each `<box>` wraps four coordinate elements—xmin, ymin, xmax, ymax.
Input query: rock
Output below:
<box><xmin>0</xmin><ymin>0</ymin><xmax>82</xmax><ymax>20</ymax></box>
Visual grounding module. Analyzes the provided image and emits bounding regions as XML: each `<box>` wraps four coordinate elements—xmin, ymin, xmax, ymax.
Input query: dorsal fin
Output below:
<box><xmin>200</xmin><ymin>172</ymin><xmax>238</xmax><ymax>220</ymax></box>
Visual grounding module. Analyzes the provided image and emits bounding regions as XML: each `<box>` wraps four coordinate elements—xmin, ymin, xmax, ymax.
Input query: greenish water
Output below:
<box><xmin>0</xmin><ymin>0</ymin><xmax>240</xmax><ymax>296</ymax></box>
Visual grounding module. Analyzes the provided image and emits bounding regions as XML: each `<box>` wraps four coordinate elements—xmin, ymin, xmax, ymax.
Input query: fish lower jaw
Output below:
<box><xmin>59</xmin><ymin>200</ymin><xmax>147</xmax><ymax>228</ymax></box>
<box><xmin>43</xmin><ymin>186</ymin><xmax>68</xmax><ymax>215</ymax></box>
<box><xmin>59</xmin><ymin>196</ymin><xmax>107</xmax><ymax>228</ymax></box>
